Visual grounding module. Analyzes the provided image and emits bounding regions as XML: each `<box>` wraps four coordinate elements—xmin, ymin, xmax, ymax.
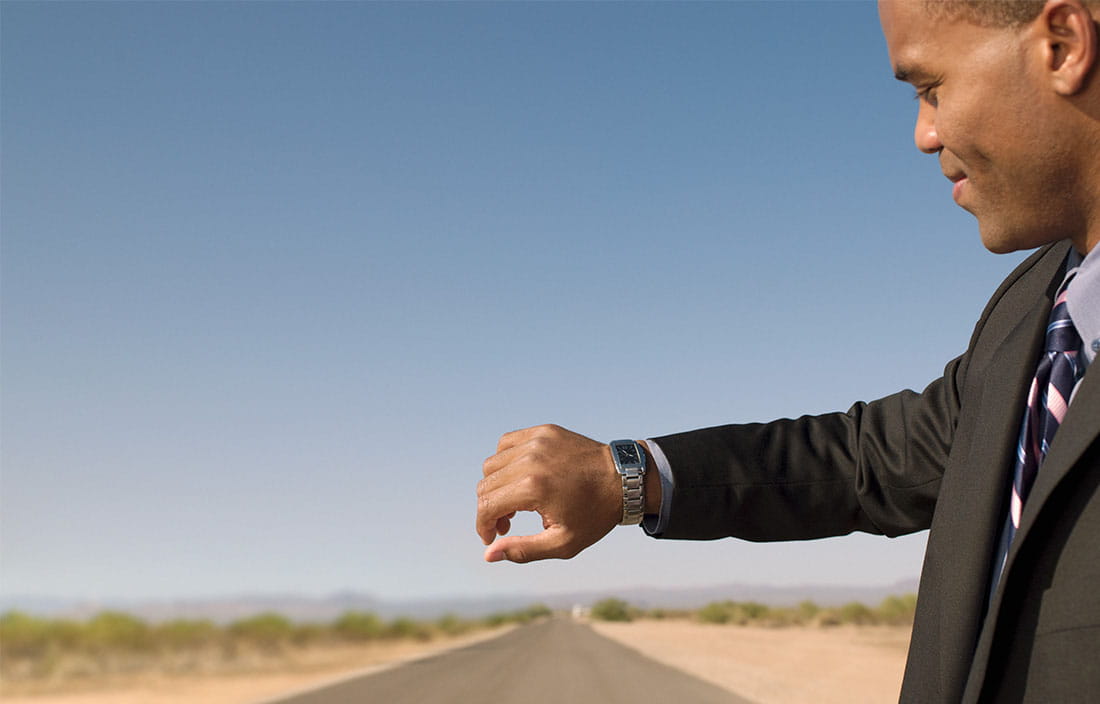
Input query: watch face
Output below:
<box><xmin>615</xmin><ymin>443</ymin><xmax>640</xmax><ymax>465</ymax></box>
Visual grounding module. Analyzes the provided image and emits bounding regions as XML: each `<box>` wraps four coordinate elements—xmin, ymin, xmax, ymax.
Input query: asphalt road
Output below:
<box><xmin>265</xmin><ymin>617</ymin><xmax>754</xmax><ymax>704</ymax></box>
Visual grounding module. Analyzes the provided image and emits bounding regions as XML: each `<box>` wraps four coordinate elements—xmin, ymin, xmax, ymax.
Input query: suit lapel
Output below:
<box><xmin>948</xmin><ymin>290</ymin><xmax>1051</xmax><ymax>702</ymax></box>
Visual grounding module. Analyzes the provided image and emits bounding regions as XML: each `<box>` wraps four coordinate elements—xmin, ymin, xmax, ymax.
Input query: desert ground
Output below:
<box><xmin>2</xmin><ymin>621</ymin><xmax>910</xmax><ymax>704</ymax></box>
<box><xmin>592</xmin><ymin>621</ymin><xmax>911</xmax><ymax>704</ymax></box>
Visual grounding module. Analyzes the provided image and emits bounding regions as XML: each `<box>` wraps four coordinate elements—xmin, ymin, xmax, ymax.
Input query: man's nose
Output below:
<box><xmin>914</xmin><ymin>102</ymin><xmax>942</xmax><ymax>154</ymax></box>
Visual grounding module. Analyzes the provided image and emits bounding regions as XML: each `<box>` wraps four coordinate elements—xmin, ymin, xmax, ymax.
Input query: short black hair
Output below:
<box><xmin>923</xmin><ymin>0</ymin><xmax>1046</xmax><ymax>28</ymax></box>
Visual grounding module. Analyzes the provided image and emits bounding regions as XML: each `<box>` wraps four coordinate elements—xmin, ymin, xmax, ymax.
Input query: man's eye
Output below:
<box><xmin>913</xmin><ymin>86</ymin><xmax>938</xmax><ymax>106</ymax></box>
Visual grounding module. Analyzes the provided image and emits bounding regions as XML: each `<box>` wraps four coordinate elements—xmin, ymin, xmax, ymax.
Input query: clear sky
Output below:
<box><xmin>2</xmin><ymin>1</ymin><xmax>1029</xmax><ymax>604</ymax></box>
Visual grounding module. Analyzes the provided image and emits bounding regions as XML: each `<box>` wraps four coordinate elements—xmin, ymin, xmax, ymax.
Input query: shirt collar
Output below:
<box><xmin>1065</xmin><ymin>245</ymin><xmax>1100</xmax><ymax>366</ymax></box>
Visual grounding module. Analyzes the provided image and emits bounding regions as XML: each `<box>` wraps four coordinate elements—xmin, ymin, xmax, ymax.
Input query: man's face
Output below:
<box><xmin>879</xmin><ymin>1</ymin><xmax>1086</xmax><ymax>253</ymax></box>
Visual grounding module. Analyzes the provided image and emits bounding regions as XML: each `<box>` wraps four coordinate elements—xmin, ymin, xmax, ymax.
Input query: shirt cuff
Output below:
<box><xmin>641</xmin><ymin>438</ymin><xmax>674</xmax><ymax>536</ymax></box>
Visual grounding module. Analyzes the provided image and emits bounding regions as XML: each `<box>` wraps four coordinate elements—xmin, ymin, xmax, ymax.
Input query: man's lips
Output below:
<box><xmin>952</xmin><ymin>177</ymin><xmax>968</xmax><ymax>202</ymax></box>
<box><xmin>946</xmin><ymin>171</ymin><xmax>968</xmax><ymax>202</ymax></box>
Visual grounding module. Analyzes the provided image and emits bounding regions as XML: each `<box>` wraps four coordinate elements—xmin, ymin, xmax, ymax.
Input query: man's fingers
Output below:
<box><xmin>495</xmin><ymin>424</ymin><xmax>565</xmax><ymax>454</ymax></box>
<box><xmin>476</xmin><ymin>485</ymin><xmax>534</xmax><ymax>545</ymax></box>
<box><xmin>495</xmin><ymin>426</ymin><xmax>536</xmax><ymax>453</ymax></box>
<box><xmin>482</xmin><ymin>444</ymin><xmax>523</xmax><ymax>477</ymax></box>
<box><xmin>483</xmin><ymin>529</ymin><xmax>567</xmax><ymax>564</ymax></box>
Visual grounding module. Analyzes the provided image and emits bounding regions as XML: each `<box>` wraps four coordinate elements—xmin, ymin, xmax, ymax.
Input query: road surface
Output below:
<box><xmin>264</xmin><ymin>617</ymin><xmax>754</xmax><ymax>704</ymax></box>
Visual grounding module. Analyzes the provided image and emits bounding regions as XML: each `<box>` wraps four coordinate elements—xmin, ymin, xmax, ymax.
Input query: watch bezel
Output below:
<box><xmin>611</xmin><ymin>439</ymin><xmax>644</xmax><ymax>473</ymax></box>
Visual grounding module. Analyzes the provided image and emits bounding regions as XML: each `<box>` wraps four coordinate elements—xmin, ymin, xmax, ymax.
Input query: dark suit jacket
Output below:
<box><xmin>651</xmin><ymin>241</ymin><xmax>1099</xmax><ymax>703</ymax></box>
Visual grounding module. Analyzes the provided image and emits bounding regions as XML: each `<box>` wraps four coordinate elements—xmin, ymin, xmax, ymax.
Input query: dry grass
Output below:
<box><xmin>0</xmin><ymin>627</ymin><xmax>514</xmax><ymax>704</ymax></box>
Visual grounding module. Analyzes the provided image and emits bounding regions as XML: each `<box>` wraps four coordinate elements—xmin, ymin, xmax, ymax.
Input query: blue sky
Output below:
<box><xmin>2</xmin><ymin>1</ymin><xmax>1028</xmax><ymax>604</ymax></box>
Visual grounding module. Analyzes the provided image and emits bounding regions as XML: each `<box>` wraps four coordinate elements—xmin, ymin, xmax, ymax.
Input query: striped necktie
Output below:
<box><xmin>993</xmin><ymin>275</ymin><xmax>1084</xmax><ymax>585</ymax></box>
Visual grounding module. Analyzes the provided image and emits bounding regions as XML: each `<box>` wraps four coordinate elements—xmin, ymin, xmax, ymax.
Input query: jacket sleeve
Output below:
<box><xmin>650</xmin><ymin>355</ymin><xmax>965</xmax><ymax>542</ymax></box>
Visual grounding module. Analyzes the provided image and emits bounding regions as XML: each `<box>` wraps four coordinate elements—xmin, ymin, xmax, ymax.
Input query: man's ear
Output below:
<box><xmin>1036</xmin><ymin>0</ymin><xmax>1098</xmax><ymax>95</ymax></box>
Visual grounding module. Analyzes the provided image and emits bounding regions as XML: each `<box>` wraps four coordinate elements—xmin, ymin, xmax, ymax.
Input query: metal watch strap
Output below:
<box><xmin>610</xmin><ymin>439</ymin><xmax>646</xmax><ymax>526</ymax></box>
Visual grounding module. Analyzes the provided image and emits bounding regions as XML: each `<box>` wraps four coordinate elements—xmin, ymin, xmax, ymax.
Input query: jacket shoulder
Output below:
<box><xmin>976</xmin><ymin>242</ymin><xmax>1070</xmax><ymax>325</ymax></box>
<box><xmin>960</xmin><ymin>242</ymin><xmax>1071</xmax><ymax>363</ymax></box>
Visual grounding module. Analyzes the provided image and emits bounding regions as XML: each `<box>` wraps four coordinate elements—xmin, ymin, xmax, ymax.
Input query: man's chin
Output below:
<box><xmin>978</xmin><ymin>224</ymin><xmax>1061</xmax><ymax>255</ymax></box>
<box><xmin>980</xmin><ymin>237</ymin><xmax>1021</xmax><ymax>255</ymax></box>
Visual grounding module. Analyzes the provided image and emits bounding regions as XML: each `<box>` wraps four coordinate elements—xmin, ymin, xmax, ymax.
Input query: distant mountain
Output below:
<box><xmin>0</xmin><ymin>578</ymin><xmax>918</xmax><ymax>623</ymax></box>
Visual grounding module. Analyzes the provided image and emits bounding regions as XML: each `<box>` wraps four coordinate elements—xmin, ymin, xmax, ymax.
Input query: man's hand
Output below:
<box><xmin>476</xmin><ymin>424</ymin><xmax>621</xmax><ymax>563</ymax></box>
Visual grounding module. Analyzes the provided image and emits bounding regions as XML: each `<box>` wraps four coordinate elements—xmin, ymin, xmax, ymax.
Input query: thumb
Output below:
<box><xmin>484</xmin><ymin>529</ymin><xmax>567</xmax><ymax>564</ymax></box>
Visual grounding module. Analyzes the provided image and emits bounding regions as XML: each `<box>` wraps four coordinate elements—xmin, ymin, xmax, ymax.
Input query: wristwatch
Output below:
<box><xmin>609</xmin><ymin>439</ymin><xmax>646</xmax><ymax>525</ymax></box>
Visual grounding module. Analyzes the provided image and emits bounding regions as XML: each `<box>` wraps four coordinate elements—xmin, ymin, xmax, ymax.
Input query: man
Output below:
<box><xmin>475</xmin><ymin>1</ymin><xmax>1100</xmax><ymax>701</ymax></box>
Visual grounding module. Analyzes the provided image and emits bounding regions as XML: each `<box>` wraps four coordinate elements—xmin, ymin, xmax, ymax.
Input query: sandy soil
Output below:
<box><xmin>0</xmin><ymin>627</ymin><xmax>513</xmax><ymax>704</ymax></box>
<box><xmin>591</xmin><ymin>621</ymin><xmax>911</xmax><ymax>704</ymax></box>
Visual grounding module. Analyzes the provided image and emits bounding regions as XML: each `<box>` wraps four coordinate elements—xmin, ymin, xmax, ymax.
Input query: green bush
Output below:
<box><xmin>481</xmin><ymin>603</ymin><xmax>553</xmax><ymax>627</ymax></box>
<box><xmin>741</xmin><ymin>602</ymin><xmax>769</xmax><ymax>620</ymax></box>
<box><xmin>837</xmin><ymin>602</ymin><xmax>876</xmax><ymax>626</ymax></box>
<box><xmin>0</xmin><ymin>611</ymin><xmax>54</xmax><ymax>658</ymax></box>
<box><xmin>797</xmin><ymin>600</ymin><xmax>820</xmax><ymax>623</ymax></box>
<box><xmin>386</xmin><ymin>617</ymin><xmax>433</xmax><ymax>641</ymax></box>
<box><xmin>523</xmin><ymin>603</ymin><xmax>553</xmax><ymax>620</ymax></box>
<box><xmin>697</xmin><ymin>601</ymin><xmax>735</xmax><ymax>624</ymax></box>
<box><xmin>332</xmin><ymin>611</ymin><xmax>384</xmax><ymax>642</ymax></box>
<box><xmin>435</xmin><ymin>613</ymin><xmax>472</xmax><ymax>637</ymax></box>
<box><xmin>695</xmin><ymin>601</ymin><xmax>773</xmax><ymax>625</ymax></box>
<box><xmin>84</xmin><ymin>611</ymin><xmax>153</xmax><ymax>653</ymax></box>
<box><xmin>155</xmin><ymin>619</ymin><xmax>221</xmax><ymax>651</ymax></box>
<box><xmin>228</xmin><ymin>612</ymin><xmax>294</xmax><ymax>649</ymax></box>
<box><xmin>761</xmin><ymin>607</ymin><xmax>800</xmax><ymax>627</ymax></box>
<box><xmin>291</xmin><ymin>623</ymin><xmax>327</xmax><ymax>647</ymax></box>
<box><xmin>590</xmin><ymin>598</ymin><xmax>633</xmax><ymax>622</ymax></box>
<box><xmin>876</xmin><ymin>594</ymin><xmax>917</xmax><ymax>625</ymax></box>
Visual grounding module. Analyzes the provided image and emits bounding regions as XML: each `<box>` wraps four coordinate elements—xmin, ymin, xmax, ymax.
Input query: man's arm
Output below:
<box><xmin>476</xmin><ymin>357</ymin><xmax>961</xmax><ymax>562</ymax></box>
<box><xmin>476</xmin><ymin>424</ymin><xmax>661</xmax><ymax>563</ymax></box>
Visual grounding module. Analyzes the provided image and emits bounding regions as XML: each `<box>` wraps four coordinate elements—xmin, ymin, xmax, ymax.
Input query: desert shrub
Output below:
<box><xmin>761</xmin><ymin>606</ymin><xmax>800</xmax><ymax>627</ymax></box>
<box><xmin>815</xmin><ymin>608</ymin><xmax>842</xmax><ymax>626</ymax></box>
<box><xmin>837</xmin><ymin>602</ymin><xmax>876</xmax><ymax>625</ymax></box>
<box><xmin>332</xmin><ymin>611</ymin><xmax>384</xmax><ymax>642</ymax></box>
<box><xmin>697</xmin><ymin>601</ymin><xmax>735</xmax><ymax>624</ymax></box>
<box><xmin>876</xmin><ymin>594</ymin><xmax>917</xmax><ymax>625</ymax></box>
<box><xmin>647</xmin><ymin>608</ymin><xmax>691</xmax><ymax>620</ymax></box>
<box><xmin>696</xmin><ymin>601</ymin><xmax>774</xmax><ymax>625</ymax></box>
<box><xmin>386</xmin><ymin>617</ymin><xmax>433</xmax><ymax>641</ymax></box>
<box><xmin>797</xmin><ymin>600</ymin><xmax>820</xmax><ymax>623</ymax></box>
<box><xmin>0</xmin><ymin>611</ymin><xmax>54</xmax><ymax>658</ymax></box>
<box><xmin>290</xmin><ymin>623</ymin><xmax>327</xmax><ymax>647</ymax></box>
<box><xmin>523</xmin><ymin>603</ymin><xmax>553</xmax><ymax>620</ymax></box>
<box><xmin>435</xmin><ymin>613</ymin><xmax>472</xmax><ymax>637</ymax></box>
<box><xmin>741</xmin><ymin>602</ymin><xmax>770</xmax><ymax>620</ymax></box>
<box><xmin>228</xmin><ymin>612</ymin><xmax>293</xmax><ymax>650</ymax></box>
<box><xmin>481</xmin><ymin>603</ymin><xmax>554</xmax><ymax>627</ymax></box>
<box><xmin>155</xmin><ymin>619</ymin><xmax>221</xmax><ymax>651</ymax></box>
<box><xmin>590</xmin><ymin>598</ymin><xmax>633</xmax><ymax>622</ymax></box>
<box><xmin>83</xmin><ymin>611</ymin><xmax>153</xmax><ymax>653</ymax></box>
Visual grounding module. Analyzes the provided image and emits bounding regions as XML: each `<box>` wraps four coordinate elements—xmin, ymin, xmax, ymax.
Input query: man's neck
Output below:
<box><xmin>1073</xmin><ymin>229</ymin><xmax>1097</xmax><ymax>256</ymax></box>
